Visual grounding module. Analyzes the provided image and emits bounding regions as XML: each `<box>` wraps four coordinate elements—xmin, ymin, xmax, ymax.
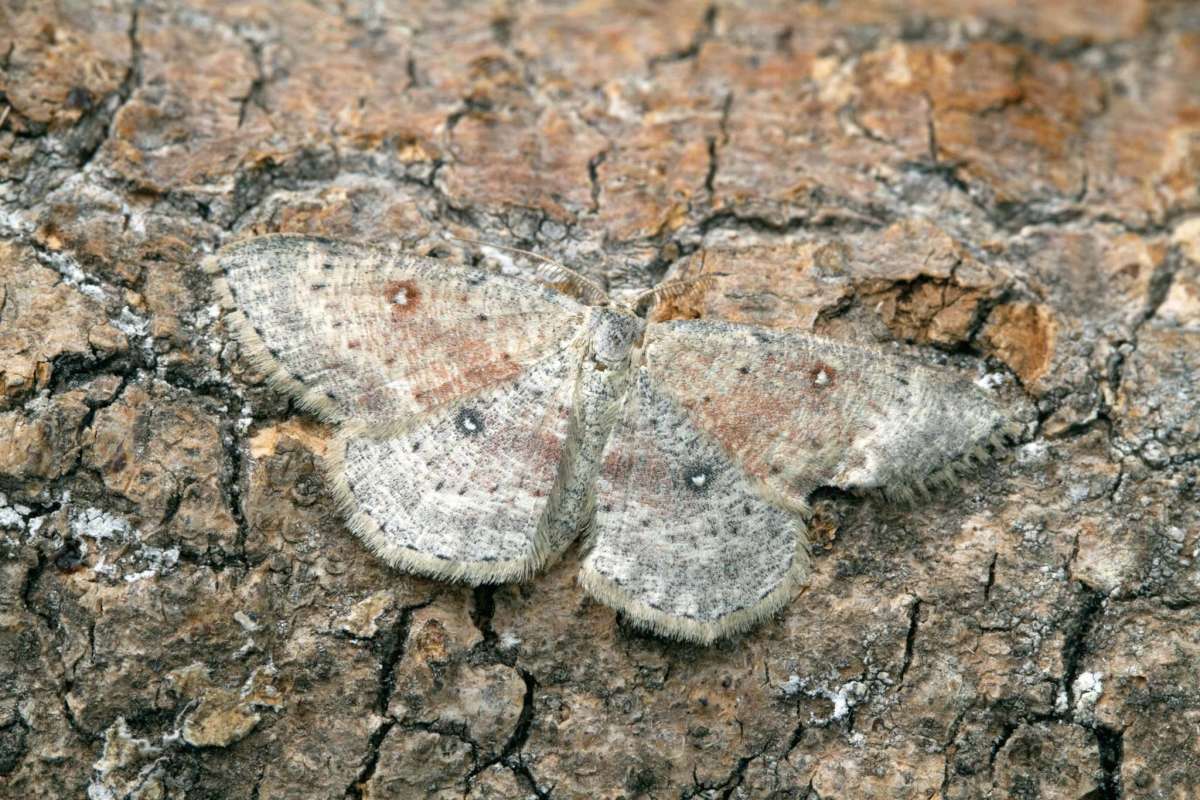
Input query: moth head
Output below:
<box><xmin>589</xmin><ymin>308</ymin><xmax>644</xmax><ymax>366</ymax></box>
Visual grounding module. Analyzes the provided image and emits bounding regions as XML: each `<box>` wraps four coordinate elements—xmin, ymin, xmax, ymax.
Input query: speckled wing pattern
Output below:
<box><xmin>582</xmin><ymin>320</ymin><xmax>1013</xmax><ymax>643</ymax></box>
<box><xmin>210</xmin><ymin>235</ymin><xmax>1015</xmax><ymax>643</ymax></box>
<box><xmin>207</xmin><ymin>235</ymin><xmax>589</xmax><ymax>425</ymax></box>
<box><xmin>582</xmin><ymin>367</ymin><xmax>810</xmax><ymax>643</ymax></box>
<box><xmin>207</xmin><ymin>235</ymin><xmax>591</xmax><ymax>581</ymax></box>
<box><xmin>640</xmin><ymin>321</ymin><xmax>1009</xmax><ymax>503</ymax></box>
<box><xmin>325</xmin><ymin>347</ymin><xmax>585</xmax><ymax>582</ymax></box>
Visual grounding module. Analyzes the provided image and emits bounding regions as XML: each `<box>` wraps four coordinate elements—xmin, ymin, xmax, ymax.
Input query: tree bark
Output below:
<box><xmin>1</xmin><ymin>1</ymin><xmax>1198</xmax><ymax>798</ymax></box>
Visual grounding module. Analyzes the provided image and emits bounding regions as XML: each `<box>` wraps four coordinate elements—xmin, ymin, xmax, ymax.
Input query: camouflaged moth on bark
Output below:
<box><xmin>206</xmin><ymin>234</ymin><xmax>1019</xmax><ymax>644</ymax></box>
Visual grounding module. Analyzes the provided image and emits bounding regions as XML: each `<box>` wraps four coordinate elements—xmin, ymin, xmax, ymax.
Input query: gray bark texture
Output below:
<box><xmin>1</xmin><ymin>1</ymin><xmax>1199</xmax><ymax>798</ymax></box>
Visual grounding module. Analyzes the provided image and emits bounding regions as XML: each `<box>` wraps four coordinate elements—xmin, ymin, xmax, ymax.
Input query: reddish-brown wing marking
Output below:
<box><xmin>326</xmin><ymin>345</ymin><xmax>586</xmax><ymax>582</ymax></box>
<box><xmin>206</xmin><ymin>234</ymin><xmax>587</xmax><ymax>425</ymax></box>
<box><xmin>582</xmin><ymin>319</ymin><xmax>1010</xmax><ymax>641</ymax></box>
<box><xmin>581</xmin><ymin>369</ymin><xmax>810</xmax><ymax>644</ymax></box>
<box><xmin>641</xmin><ymin>320</ymin><xmax>1011</xmax><ymax>506</ymax></box>
<box><xmin>207</xmin><ymin>234</ymin><xmax>592</xmax><ymax>583</ymax></box>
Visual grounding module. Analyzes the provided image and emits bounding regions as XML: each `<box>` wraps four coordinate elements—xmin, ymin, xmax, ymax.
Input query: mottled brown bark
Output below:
<box><xmin>1</xmin><ymin>1</ymin><xmax>1198</xmax><ymax>798</ymax></box>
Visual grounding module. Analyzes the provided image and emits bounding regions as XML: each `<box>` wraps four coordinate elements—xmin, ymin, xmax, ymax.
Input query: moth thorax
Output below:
<box><xmin>590</xmin><ymin>309</ymin><xmax>643</xmax><ymax>365</ymax></box>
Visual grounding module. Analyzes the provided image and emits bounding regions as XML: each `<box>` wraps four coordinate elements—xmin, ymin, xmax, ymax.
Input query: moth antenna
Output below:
<box><xmin>633</xmin><ymin>272</ymin><xmax>723</xmax><ymax>316</ymax></box>
<box><xmin>633</xmin><ymin>250</ymin><xmax>723</xmax><ymax>316</ymax></box>
<box><xmin>447</xmin><ymin>236</ymin><xmax>608</xmax><ymax>305</ymax></box>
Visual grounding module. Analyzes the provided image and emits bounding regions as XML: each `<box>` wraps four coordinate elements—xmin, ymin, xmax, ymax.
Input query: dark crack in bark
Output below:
<box><xmin>896</xmin><ymin>597</ymin><xmax>922</xmax><ymax>687</ymax></box>
<box><xmin>344</xmin><ymin>601</ymin><xmax>429</xmax><ymax>800</ymax></box>
<box><xmin>647</xmin><ymin>5</ymin><xmax>717</xmax><ymax>71</ymax></box>
<box><xmin>235</xmin><ymin>37</ymin><xmax>270</xmax><ymax>130</ymax></box>
<box><xmin>1094</xmin><ymin>724</ymin><xmax>1124</xmax><ymax>800</ymax></box>
<box><xmin>1060</xmin><ymin>587</ymin><xmax>1106</xmax><ymax>714</ymax></box>
<box><xmin>703</xmin><ymin>92</ymin><xmax>733</xmax><ymax>199</ymax></box>
<box><xmin>73</xmin><ymin>0</ymin><xmax>144</xmax><ymax>173</ymax></box>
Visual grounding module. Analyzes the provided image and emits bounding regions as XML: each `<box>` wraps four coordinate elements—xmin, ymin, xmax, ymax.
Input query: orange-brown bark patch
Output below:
<box><xmin>981</xmin><ymin>302</ymin><xmax>1058</xmax><ymax>389</ymax></box>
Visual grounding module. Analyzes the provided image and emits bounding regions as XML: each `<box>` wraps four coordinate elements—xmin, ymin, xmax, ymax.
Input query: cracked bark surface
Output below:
<box><xmin>2</xmin><ymin>1</ymin><xmax>1198</xmax><ymax>798</ymax></box>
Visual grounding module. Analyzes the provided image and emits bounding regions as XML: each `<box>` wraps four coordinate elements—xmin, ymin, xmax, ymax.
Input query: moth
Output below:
<box><xmin>208</xmin><ymin>234</ymin><xmax>1015</xmax><ymax>643</ymax></box>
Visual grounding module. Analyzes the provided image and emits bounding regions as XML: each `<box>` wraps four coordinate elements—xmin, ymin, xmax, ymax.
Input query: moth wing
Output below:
<box><xmin>206</xmin><ymin>234</ymin><xmax>588</xmax><ymax>425</ymax></box>
<box><xmin>327</xmin><ymin>333</ymin><xmax>590</xmax><ymax>583</ymax></box>
<box><xmin>582</xmin><ymin>320</ymin><xmax>1012</xmax><ymax>642</ymax></box>
<box><xmin>208</xmin><ymin>234</ymin><xmax>594</xmax><ymax>583</ymax></box>
<box><xmin>580</xmin><ymin>369</ymin><xmax>811</xmax><ymax>644</ymax></box>
<box><xmin>639</xmin><ymin>320</ymin><xmax>1013</xmax><ymax>508</ymax></box>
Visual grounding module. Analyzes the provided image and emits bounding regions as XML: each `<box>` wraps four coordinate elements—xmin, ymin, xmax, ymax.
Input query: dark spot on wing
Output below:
<box><xmin>682</xmin><ymin>463</ymin><xmax>715</xmax><ymax>494</ymax></box>
<box><xmin>477</xmin><ymin>314</ymin><xmax>489</xmax><ymax>322</ymax></box>
<box><xmin>456</xmin><ymin>407</ymin><xmax>484</xmax><ymax>437</ymax></box>
<box><xmin>808</xmin><ymin>362</ymin><xmax>837</xmax><ymax>389</ymax></box>
<box><xmin>384</xmin><ymin>280</ymin><xmax>421</xmax><ymax>318</ymax></box>
<box><xmin>738</xmin><ymin>365</ymin><xmax>750</xmax><ymax>375</ymax></box>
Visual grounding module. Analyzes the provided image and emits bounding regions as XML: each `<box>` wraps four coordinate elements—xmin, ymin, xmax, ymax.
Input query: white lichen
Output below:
<box><xmin>123</xmin><ymin>547</ymin><xmax>180</xmax><ymax>583</ymax></box>
<box><xmin>1017</xmin><ymin>440</ymin><xmax>1049</xmax><ymax>465</ymax></box>
<box><xmin>87</xmin><ymin>717</ymin><xmax>165</xmax><ymax>800</ymax></box>
<box><xmin>0</xmin><ymin>494</ymin><xmax>25</xmax><ymax>530</ymax></box>
<box><xmin>974</xmin><ymin>370</ymin><xmax>1006</xmax><ymax>390</ymax></box>
<box><xmin>1072</xmin><ymin>671</ymin><xmax>1104</xmax><ymax>722</ymax></box>
<box><xmin>779</xmin><ymin>674</ymin><xmax>804</xmax><ymax>697</ymax></box>
<box><xmin>71</xmin><ymin>507</ymin><xmax>135</xmax><ymax>544</ymax></box>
